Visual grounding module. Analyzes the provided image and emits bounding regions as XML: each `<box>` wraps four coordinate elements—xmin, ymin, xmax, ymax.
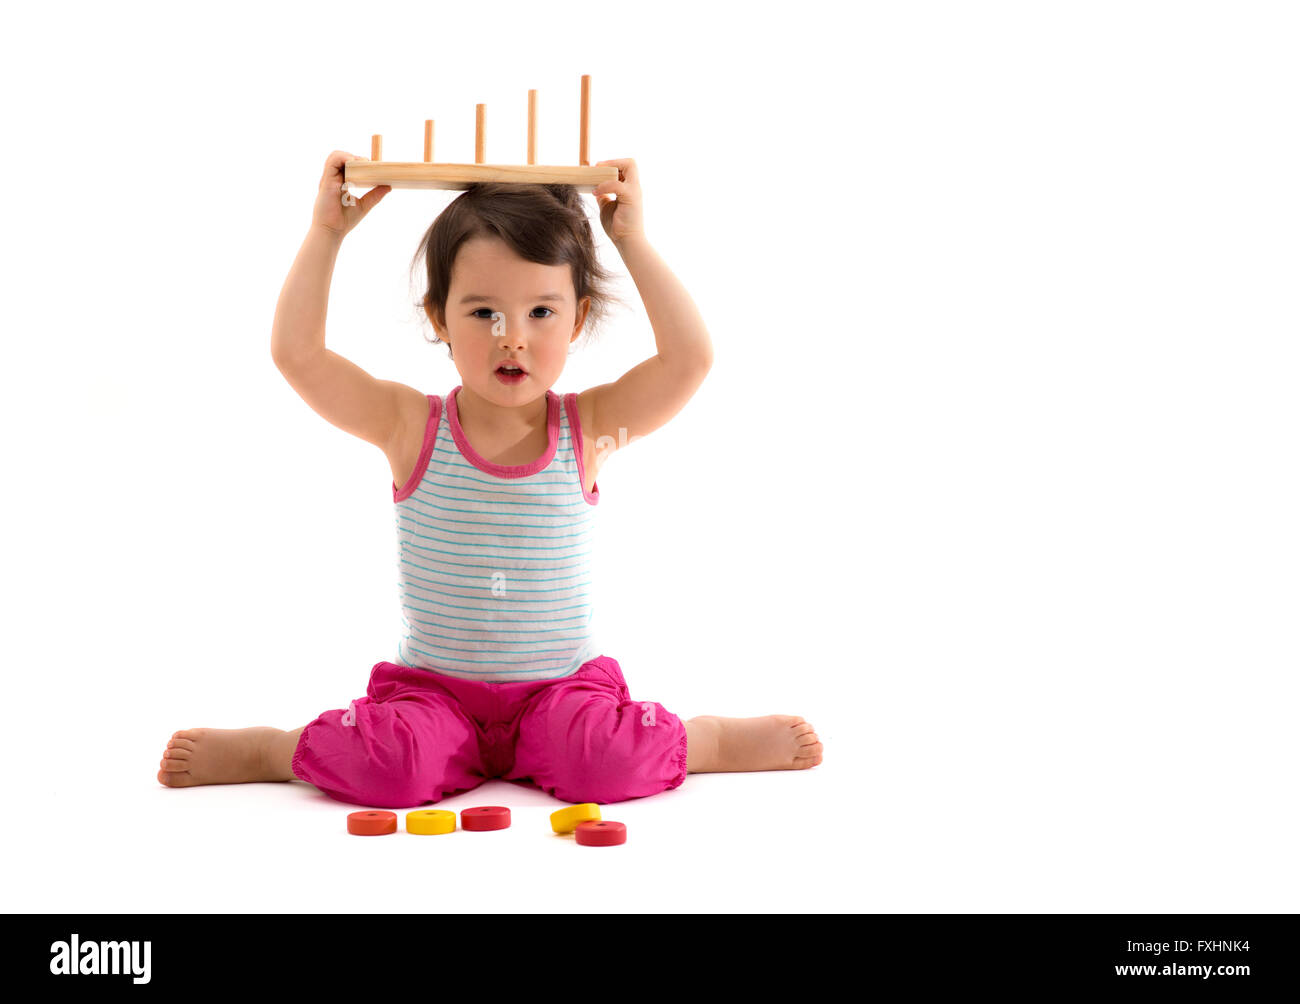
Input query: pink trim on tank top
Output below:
<box><xmin>446</xmin><ymin>384</ymin><xmax>559</xmax><ymax>479</ymax></box>
<box><xmin>564</xmin><ymin>392</ymin><xmax>600</xmax><ymax>506</ymax></box>
<box><xmin>392</xmin><ymin>395</ymin><xmax>441</xmax><ymax>503</ymax></box>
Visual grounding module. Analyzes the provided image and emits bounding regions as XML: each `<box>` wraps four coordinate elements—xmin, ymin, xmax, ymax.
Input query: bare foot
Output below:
<box><xmin>685</xmin><ymin>715</ymin><xmax>823</xmax><ymax>774</ymax></box>
<box><xmin>157</xmin><ymin>727</ymin><xmax>299</xmax><ymax>788</ymax></box>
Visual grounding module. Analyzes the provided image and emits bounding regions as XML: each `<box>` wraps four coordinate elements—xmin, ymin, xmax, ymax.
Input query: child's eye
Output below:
<box><xmin>472</xmin><ymin>308</ymin><xmax>554</xmax><ymax>319</ymax></box>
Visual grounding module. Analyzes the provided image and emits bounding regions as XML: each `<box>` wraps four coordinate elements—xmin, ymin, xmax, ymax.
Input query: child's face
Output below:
<box><xmin>429</xmin><ymin>235</ymin><xmax>590</xmax><ymax>408</ymax></box>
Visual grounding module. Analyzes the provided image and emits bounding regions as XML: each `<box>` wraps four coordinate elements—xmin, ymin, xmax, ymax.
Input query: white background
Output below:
<box><xmin>2</xmin><ymin>0</ymin><xmax>1296</xmax><ymax>913</ymax></box>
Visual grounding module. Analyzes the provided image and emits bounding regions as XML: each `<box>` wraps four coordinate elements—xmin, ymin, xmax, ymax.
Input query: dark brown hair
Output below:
<box><xmin>409</xmin><ymin>183</ymin><xmax>626</xmax><ymax>359</ymax></box>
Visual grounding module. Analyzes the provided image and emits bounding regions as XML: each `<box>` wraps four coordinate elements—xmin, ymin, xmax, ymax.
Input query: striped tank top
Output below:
<box><xmin>391</xmin><ymin>385</ymin><xmax>602</xmax><ymax>682</ymax></box>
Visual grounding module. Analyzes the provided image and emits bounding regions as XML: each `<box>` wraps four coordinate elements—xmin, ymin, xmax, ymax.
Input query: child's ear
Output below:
<box><xmin>573</xmin><ymin>296</ymin><xmax>592</xmax><ymax>331</ymax></box>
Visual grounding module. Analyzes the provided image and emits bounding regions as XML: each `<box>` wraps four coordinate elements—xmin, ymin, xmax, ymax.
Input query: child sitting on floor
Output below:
<box><xmin>158</xmin><ymin>151</ymin><xmax>822</xmax><ymax>806</ymax></box>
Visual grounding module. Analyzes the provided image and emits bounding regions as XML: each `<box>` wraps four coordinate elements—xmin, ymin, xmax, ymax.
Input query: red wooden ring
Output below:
<box><xmin>575</xmin><ymin>820</ymin><xmax>626</xmax><ymax>846</ymax></box>
<box><xmin>461</xmin><ymin>806</ymin><xmax>511</xmax><ymax>831</ymax></box>
<box><xmin>347</xmin><ymin>810</ymin><xmax>397</xmax><ymax>835</ymax></box>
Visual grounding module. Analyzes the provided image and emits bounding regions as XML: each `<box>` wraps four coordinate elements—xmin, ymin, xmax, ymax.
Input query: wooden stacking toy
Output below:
<box><xmin>341</xmin><ymin>73</ymin><xmax>619</xmax><ymax>204</ymax></box>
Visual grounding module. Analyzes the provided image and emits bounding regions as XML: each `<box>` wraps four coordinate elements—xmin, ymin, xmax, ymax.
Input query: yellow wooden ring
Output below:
<box><xmin>550</xmin><ymin>803</ymin><xmax>602</xmax><ymax>834</ymax></box>
<box><xmin>406</xmin><ymin>809</ymin><xmax>457</xmax><ymax>835</ymax></box>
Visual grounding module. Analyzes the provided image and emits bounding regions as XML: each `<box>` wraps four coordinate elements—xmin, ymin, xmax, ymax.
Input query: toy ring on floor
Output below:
<box><xmin>406</xmin><ymin>809</ymin><xmax>457</xmax><ymax>835</ymax></box>
<box><xmin>550</xmin><ymin>803</ymin><xmax>602</xmax><ymax>834</ymax></box>
<box><xmin>347</xmin><ymin>810</ymin><xmax>397</xmax><ymax>835</ymax></box>
<box><xmin>461</xmin><ymin>806</ymin><xmax>511</xmax><ymax>831</ymax></box>
<box><xmin>575</xmin><ymin>820</ymin><xmax>626</xmax><ymax>846</ymax></box>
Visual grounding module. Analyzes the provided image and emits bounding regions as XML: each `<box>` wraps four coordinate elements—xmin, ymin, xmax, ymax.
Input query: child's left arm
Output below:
<box><xmin>586</xmin><ymin>158</ymin><xmax>714</xmax><ymax>458</ymax></box>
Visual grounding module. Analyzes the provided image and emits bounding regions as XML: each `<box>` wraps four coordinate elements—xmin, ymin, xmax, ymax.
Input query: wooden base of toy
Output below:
<box><xmin>343</xmin><ymin>160</ymin><xmax>617</xmax><ymax>195</ymax></box>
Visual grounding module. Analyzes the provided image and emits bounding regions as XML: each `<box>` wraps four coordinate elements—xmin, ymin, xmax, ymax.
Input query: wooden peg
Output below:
<box><xmin>371</xmin><ymin>134</ymin><xmax>382</xmax><ymax>161</ymax></box>
<box><xmin>579</xmin><ymin>74</ymin><xmax>590</xmax><ymax>166</ymax></box>
<box><xmin>527</xmin><ymin>89</ymin><xmax>537</xmax><ymax>166</ymax></box>
<box><xmin>424</xmin><ymin>120</ymin><xmax>434</xmax><ymax>163</ymax></box>
<box><xmin>475</xmin><ymin>104</ymin><xmax>485</xmax><ymax>164</ymax></box>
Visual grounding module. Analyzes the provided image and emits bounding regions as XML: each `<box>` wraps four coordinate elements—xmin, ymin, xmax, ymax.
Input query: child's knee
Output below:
<box><xmin>294</xmin><ymin>701</ymin><xmax>478</xmax><ymax>808</ymax></box>
<box><xmin>520</xmin><ymin>702</ymin><xmax>688</xmax><ymax>803</ymax></box>
<box><xmin>545</xmin><ymin>751</ymin><xmax>684</xmax><ymax>804</ymax></box>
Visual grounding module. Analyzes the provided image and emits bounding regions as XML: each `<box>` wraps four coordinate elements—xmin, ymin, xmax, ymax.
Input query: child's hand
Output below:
<box><xmin>312</xmin><ymin>150</ymin><xmax>391</xmax><ymax>238</ymax></box>
<box><xmin>592</xmin><ymin>158</ymin><xmax>645</xmax><ymax>244</ymax></box>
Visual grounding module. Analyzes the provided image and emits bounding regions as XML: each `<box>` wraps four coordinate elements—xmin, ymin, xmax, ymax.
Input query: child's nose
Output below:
<box><xmin>496</xmin><ymin>315</ymin><xmax>531</xmax><ymax>345</ymax></box>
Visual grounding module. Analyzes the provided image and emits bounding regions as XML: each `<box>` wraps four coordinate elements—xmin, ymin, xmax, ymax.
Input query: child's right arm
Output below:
<box><xmin>271</xmin><ymin>152</ymin><xmax>425</xmax><ymax>458</ymax></box>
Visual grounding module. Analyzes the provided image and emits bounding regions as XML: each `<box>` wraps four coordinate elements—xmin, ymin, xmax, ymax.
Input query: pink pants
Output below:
<box><xmin>290</xmin><ymin>655</ymin><xmax>690</xmax><ymax>808</ymax></box>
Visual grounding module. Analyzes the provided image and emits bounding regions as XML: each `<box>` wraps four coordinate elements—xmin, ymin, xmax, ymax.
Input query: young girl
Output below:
<box><xmin>157</xmin><ymin>150</ymin><xmax>822</xmax><ymax>807</ymax></box>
